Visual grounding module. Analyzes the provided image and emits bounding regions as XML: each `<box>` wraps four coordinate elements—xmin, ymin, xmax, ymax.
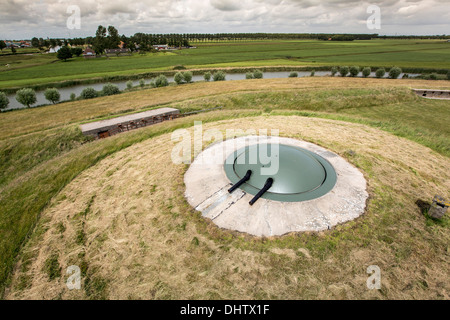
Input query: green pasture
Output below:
<box><xmin>0</xmin><ymin>39</ymin><xmax>449</xmax><ymax>89</ymax></box>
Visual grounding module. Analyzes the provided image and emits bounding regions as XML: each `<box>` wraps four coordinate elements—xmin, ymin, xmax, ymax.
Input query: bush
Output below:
<box><xmin>310</xmin><ymin>70</ymin><xmax>315</xmax><ymax>77</ymax></box>
<box><xmin>429</xmin><ymin>73</ymin><xmax>437</xmax><ymax>80</ymax></box>
<box><xmin>126</xmin><ymin>80</ymin><xmax>133</xmax><ymax>90</ymax></box>
<box><xmin>44</xmin><ymin>88</ymin><xmax>61</xmax><ymax>104</ymax></box>
<box><xmin>56</xmin><ymin>46</ymin><xmax>72</xmax><ymax>61</ymax></box>
<box><xmin>388</xmin><ymin>67</ymin><xmax>402</xmax><ymax>79</ymax></box>
<box><xmin>253</xmin><ymin>70</ymin><xmax>263</xmax><ymax>79</ymax></box>
<box><xmin>289</xmin><ymin>72</ymin><xmax>298</xmax><ymax>78</ymax></box>
<box><xmin>339</xmin><ymin>66</ymin><xmax>349</xmax><ymax>77</ymax></box>
<box><xmin>362</xmin><ymin>67</ymin><xmax>371</xmax><ymax>78</ymax></box>
<box><xmin>204</xmin><ymin>72</ymin><xmax>211</xmax><ymax>82</ymax></box>
<box><xmin>139</xmin><ymin>79</ymin><xmax>145</xmax><ymax>88</ymax></box>
<box><xmin>102</xmin><ymin>83</ymin><xmax>120</xmax><ymax>96</ymax></box>
<box><xmin>183</xmin><ymin>71</ymin><xmax>193</xmax><ymax>83</ymax></box>
<box><xmin>349</xmin><ymin>66</ymin><xmax>360</xmax><ymax>77</ymax></box>
<box><xmin>447</xmin><ymin>70</ymin><xmax>450</xmax><ymax>80</ymax></box>
<box><xmin>173</xmin><ymin>65</ymin><xmax>186</xmax><ymax>70</ymax></box>
<box><xmin>16</xmin><ymin>88</ymin><xmax>37</xmax><ymax>108</ymax></box>
<box><xmin>71</xmin><ymin>47</ymin><xmax>83</xmax><ymax>57</ymax></box>
<box><xmin>246</xmin><ymin>72</ymin><xmax>254</xmax><ymax>79</ymax></box>
<box><xmin>0</xmin><ymin>92</ymin><xmax>9</xmax><ymax>110</ymax></box>
<box><xmin>174</xmin><ymin>72</ymin><xmax>184</xmax><ymax>84</ymax></box>
<box><xmin>213</xmin><ymin>71</ymin><xmax>226</xmax><ymax>81</ymax></box>
<box><xmin>375</xmin><ymin>68</ymin><xmax>386</xmax><ymax>78</ymax></box>
<box><xmin>154</xmin><ymin>75</ymin><xmax>169</xmax><ymax>87</ymax></box>
<box><xmin>80</xmin><ymin>87</ymin><xmax>98</xmax><ymax>100</ymax></box>
<box><xmin>70</xmin><ymin>93</ymin><xmax>76</xmax><ymax>101</ymax></box>
<box><xmin>402</xmin><ymin>73</ymin><xmax>409</xmax><ymax>79</ymax></box>
<box><xmin>331</xmin><ymin>67</ymin><xmax>338</xmax><ymax>77</ymax></box>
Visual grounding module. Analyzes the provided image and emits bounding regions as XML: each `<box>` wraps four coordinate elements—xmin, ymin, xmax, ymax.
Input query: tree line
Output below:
<box><xmin>7</xmin><ymin>29</ymin><xmax>449</xmax><ymax>55</ymax></box>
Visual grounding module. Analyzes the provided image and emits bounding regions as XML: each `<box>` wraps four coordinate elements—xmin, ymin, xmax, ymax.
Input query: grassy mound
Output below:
<box><xmin>0</xmin><ymin>77</ymin><xmax>449</xmax><ymax>298</ymax></box>
<box><xmin>5</xmin><ymin>116</ymin><xmax>449</xmax><ymax>300</ymax></box>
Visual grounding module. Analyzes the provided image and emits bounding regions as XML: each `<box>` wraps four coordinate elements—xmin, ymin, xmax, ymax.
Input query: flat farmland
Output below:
<box><xmin>0</xmin><ymin>39</ymin><xmax>449</xmax><ymax>89</ymax></box>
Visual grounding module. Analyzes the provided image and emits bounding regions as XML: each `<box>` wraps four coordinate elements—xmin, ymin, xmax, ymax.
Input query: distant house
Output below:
<box><xmin>49</xmin><ymin>45</ymin><xmax>61</xmax><ymax>53</ymax></box>
<box><xmin>82</xmin><ymin>47</ymin><xmax>97</xmax><ymax>59</ymax></box>
<box><xmin>152</xmin><ymin>44</ymin><xmax>169</xmax><ymax>51</ymax></box>
<box><xmin>105</xmin><ymin>48</ymin><xmax>131</xmax><ymax>56</ymax></box>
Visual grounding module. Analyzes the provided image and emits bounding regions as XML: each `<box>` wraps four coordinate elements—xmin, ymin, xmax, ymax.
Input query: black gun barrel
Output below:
<box><xmin>249</xmin><ymin>178</ymin><xmax>273</xmax><ymax>206</ymax></box>
<box><xmin>228</xmin><ymin>170</ymin><xmax>252</xmax><ymax>194</ymax></box>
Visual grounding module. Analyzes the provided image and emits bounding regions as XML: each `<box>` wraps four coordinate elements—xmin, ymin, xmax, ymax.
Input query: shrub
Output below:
<box><xmin>56</xmin><ymin>46</ymin><xmax>72</xmax><ymax>61</ymax></box>
<box><xmin>429</xmin><ymin>73</ymin><xmax>437</xmax><ymax>80</ymax></box>
<box><xmin>246</xmin><ymin>72</ymin><xmax>254</xmax><ymax>79</ymax></box>
<box><xmin>183</xmin><ymin>71</ymin><xmax>193</xmax><ymax>83</ymax></box>
<box><xmin>253</xmin><ymin>70</ymin><xmax>263</xmax><ymax>79</ymax></box>
<box><xmin>289</xmin><ymin>72</ymin><xmax>298</xmax><ymax>78</ymax></box>
<box><xmin>213</xmin><ymin>71</ymin><xmax>226</xmax><ymax>81</ymax></box>
<box><xmin>362</xmin><ymin>67</ymin><xmax>371</xmax><ymax>78</ymax></box>
<box><xmin>126</xmin><ymin>80</ymin><xmax>133</xmax><ymax>90</ymax></box>
<box><xmin>402</xmin><ymin>73</ymin><xmax>409</xmax><ymax>79</ymax></box>
<box><xmin>102</xmin><ymin>83</ymin><xmax>120</xmax><ymax>96</ymax></box>
<box><xmin>44</xmin><ymin>88</ymin><xmax>61</xmax><ymax>104</ymax></box>
<box><xmin>173</xmin><ymin>65</ymin><xmax>186</xmax><ymax>70</ymax></box>
<box><xmin>0</xmin><ymin>92</ymin><xmax>9</xmax><ymax>110</ymax></box>
<box><xmin>154</xmin><ymin>75</ymin><xmax>169</xmax><ymax>87</ymax></box>
<box><xmin>149</xmin><ymin>80</ymin><xmax>156</xmax><ymax>88</ymax></box>
<box><xmin>174</xmin><ymin>72</ymin><xmax>184</xmax><ymax>84</ymax></box>
<box><xmin>80</xmin><ymin>87</ymin><xmax>98</xmax><ymax>100</ymax></box>
<box><xmin>388</xmin><ymin>66</ymin><xmax>402</xmax><ymax>79</ymax></box>
<box><xmin>16</xmin><ymin>88</ymin><xmax>37</xmax><ymax>108</ymax></box>
<box><xmin>310</xmin><ymin>70</ymin><xmax>315</xmax><ymax>77</ymax></box>
<box><xmin>339</xmin><ymin>66</ymin><xmax>349</xmax><ymax>77</ymax></box>
<box><xmin>204</xmin><ymin>72</ymin><xmax>211</xmax><ymax>82</ymax></box>
<box><xmin>447</xmin><ymin>70</ymin><xmax>450</xmax><ymax>80</ymax></box>
<box><xmin>349</xmin><ymin>66</ymin><xmax>360</xmax><ymax>77</ymax></box>
<box><xmin>70</xmin><ymin>93</ymin><xmax>76</xmax><ymax>101</ymax></box>
<box><xmin>71</xmin><ymin>47</ymin><xmax>83</xmax><ymax>57</ymax></box>
<box><xmin>139</xmin><ymin>79</ymin><xmax>145</xmax><ymax>88</ymax></box>
<box><xmin>331</xmin><ymin>67</ymin><xmax>338</xmax><ymax>77</ymax></box>
<box><xmin>375</xmin><ymin>68</ymin><xmax>386</xmax><ymax>78</ymax></box>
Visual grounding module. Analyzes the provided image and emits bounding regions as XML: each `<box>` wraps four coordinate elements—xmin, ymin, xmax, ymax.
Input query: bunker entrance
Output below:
<box><xmin>225</xmin><ymin>144</ymin><xmax>337</xmax><ymax>204</ymax></box>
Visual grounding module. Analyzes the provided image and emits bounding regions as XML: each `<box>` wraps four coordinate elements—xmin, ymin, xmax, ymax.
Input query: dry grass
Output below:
<box><xmin>1</xmin><ymin>77</ymin><xmax>449</xmax><ymax>140</ymax></box>
<box><xmin>5</xmin><ymin>116</ymin><xmax>449</xmax><ymax>300</ymax></box>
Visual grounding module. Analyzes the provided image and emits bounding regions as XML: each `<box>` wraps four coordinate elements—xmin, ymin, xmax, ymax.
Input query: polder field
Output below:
<box><xmin>1</xmin><ymin>75</ymin><xmax>449</xmax><ymax>300</ymax></box>
<box><xmin>1</xmin><ymin>39</ymin><xmax>450</xmax><ymax>90</ymax></box>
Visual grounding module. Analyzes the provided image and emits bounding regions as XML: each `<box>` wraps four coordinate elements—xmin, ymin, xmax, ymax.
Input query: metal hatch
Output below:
<box><xmin>224</xmin><ymin>144</ymin><xmax>337</xmax><ymax>203</ymax></box>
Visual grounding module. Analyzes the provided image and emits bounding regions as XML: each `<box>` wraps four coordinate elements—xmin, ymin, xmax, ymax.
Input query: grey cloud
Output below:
<box><xmin>210</xmin><ymin>0</ymin><xmax>241</xmax><ymax>11</ymax></box>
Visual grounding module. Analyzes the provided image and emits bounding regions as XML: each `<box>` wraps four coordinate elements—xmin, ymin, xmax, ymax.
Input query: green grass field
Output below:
<box><xmin>1</xmin><ymin>39</ymin><xmax>449</xmax><ymax>89</ymax></box>
<box><xmin>0</xmin><ymin>78</ymin><xmax>449</xmax><ymax>299</ymax></box>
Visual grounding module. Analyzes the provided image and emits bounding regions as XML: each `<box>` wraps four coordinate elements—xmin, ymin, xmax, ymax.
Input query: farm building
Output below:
<box><xmin>80</xmin><ymin>108</ymin><xmax>180</xmax><ymax>139</ymax></box>
<box><xmin>82</xmin><ymin>47</ymin><xmax>96</xmax><ymax>59</ymax></box>
<box><xmin>152</xmin><ymin>44</ymin><xmax>169</xmax><ymax>50</ymax></box>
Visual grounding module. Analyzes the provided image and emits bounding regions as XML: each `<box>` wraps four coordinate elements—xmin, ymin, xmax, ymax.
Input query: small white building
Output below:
<box><xmin>49</xmin><ymin>45</ymin><xmax>61</xmax><ymax>53</ymax></box>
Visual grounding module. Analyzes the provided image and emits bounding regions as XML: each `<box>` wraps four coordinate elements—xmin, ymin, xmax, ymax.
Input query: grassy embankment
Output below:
<box><xmin>0</xmin><ymin>77</ymin><xmax>449</xmax><ymax>299</ymax></box>
<box><xmin>1</xmin><ymin>39</ymin><xmax>449</xmax><ymax>91</ymax></box>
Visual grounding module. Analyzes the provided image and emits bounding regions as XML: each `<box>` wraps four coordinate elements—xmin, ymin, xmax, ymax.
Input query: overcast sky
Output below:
<box><xmin>1</xmin><ymin>0</ymin><xmax>449</xmax><ymax>39</ymax></box>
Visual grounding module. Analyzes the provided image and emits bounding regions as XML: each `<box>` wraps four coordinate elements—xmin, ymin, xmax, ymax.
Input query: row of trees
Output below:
<box><xmin>3</xmin><ymin>69</ymin><xmax>450</xmax><ymax>111</ymax></box>
<box><xmin>329</xmin><ymin>66</ymin><xmax>404</xmax><ymax>79</ymax></box>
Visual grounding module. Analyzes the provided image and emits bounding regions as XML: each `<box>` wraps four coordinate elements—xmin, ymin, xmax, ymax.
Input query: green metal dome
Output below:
<box><xmin>224</xmin><ymin>144</ymin><xmax>337</xmax><ymax>203</ymax></box>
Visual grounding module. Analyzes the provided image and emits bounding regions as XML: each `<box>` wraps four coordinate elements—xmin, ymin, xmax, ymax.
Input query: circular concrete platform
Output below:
<box><xmin>184</xmin><ymin>136</ymin><xmax>368</xmax><ymax>236</ymax></box>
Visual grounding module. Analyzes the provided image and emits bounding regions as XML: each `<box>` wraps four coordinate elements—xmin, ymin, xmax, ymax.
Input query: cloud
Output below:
<box><xmin>210</xmin><ymin>0</ymin><xmax>242</xmax><ymax>11</ymax></box>
<box><xmin>0</xmin><ymin>0</ymin><xmax>449</xmax><ymax>39</ymax></box>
